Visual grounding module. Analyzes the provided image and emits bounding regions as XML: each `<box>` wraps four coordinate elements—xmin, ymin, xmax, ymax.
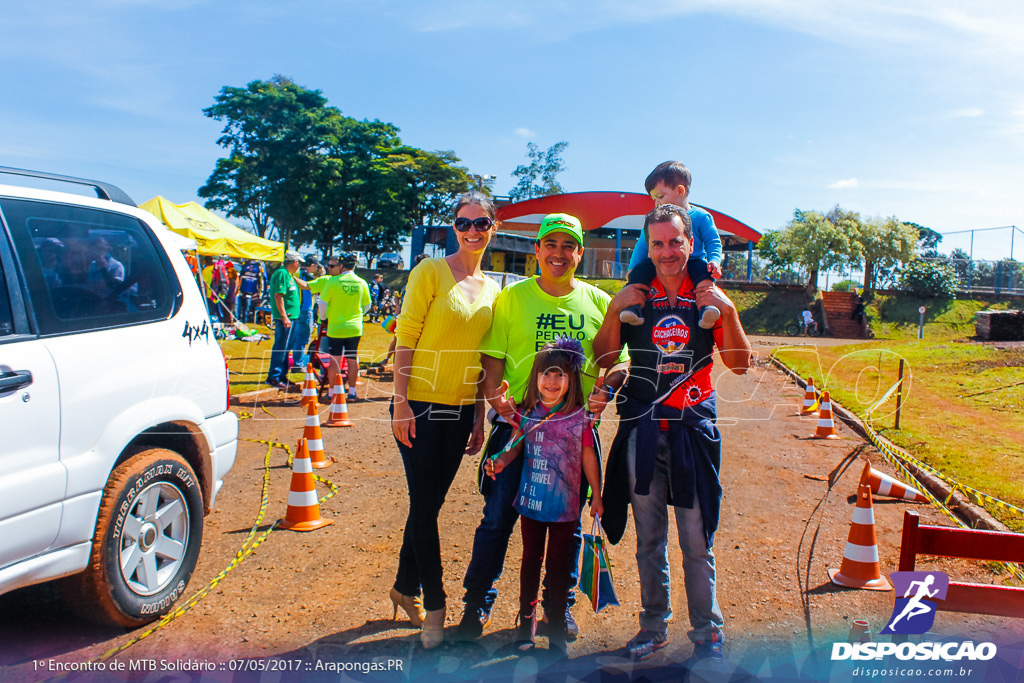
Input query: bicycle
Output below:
<box><xmin>785</xmin><ymin>317</ymin><xmax>822</xmax><ymax>337</ymax></box>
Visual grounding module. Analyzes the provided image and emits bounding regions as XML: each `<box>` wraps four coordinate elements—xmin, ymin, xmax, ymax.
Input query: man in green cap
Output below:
<box><xmin>456</xmin><ymin>213</ymin><xmax>628</xmax><ymax>644</ymax></box>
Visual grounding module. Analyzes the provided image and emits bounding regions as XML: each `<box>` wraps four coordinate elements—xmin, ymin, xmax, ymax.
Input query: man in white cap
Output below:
<box><xmin>265</xmin><ymin>251</ymin><xmax>303</xmax><ymax>389</ymax></box>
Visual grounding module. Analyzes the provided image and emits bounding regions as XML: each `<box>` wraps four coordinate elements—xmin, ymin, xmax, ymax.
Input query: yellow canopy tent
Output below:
<box><xmin>140</xmin><ymin>196</ymin><xmax>284</xmax><ymax>261</ymax></box>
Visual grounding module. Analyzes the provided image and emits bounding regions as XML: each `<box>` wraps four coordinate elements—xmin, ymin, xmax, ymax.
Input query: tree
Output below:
<box><xmin>948</xmin><ymin>248</ymin><xmax>971</xmax><ymax>285</ymax></box>
<box><xmin>855</xmin><ymin>216</ymin><xmax>918</xmax><ymax>294</ymax></box>
<box><xmin>296</xmin><ymin>116</ymin><xmax>408</xmax><ymax>260</ymax></box>
<box><xmin>199</xmin><ymin>155</ymin><xmax>272</xmax><ymax>237</ymax></box>
<box><xmin>908</xmin><ymin>222</ymin><xmax>943</xmax><ymax>258</ymax></box>
<box><xmin>389</xmin><ymin>147</ymin><xmax>472</xmax><ymax>226</ymax></box>
<box><xmin>758</xmin><ymin>208</ymin><xmax>861</xmax><ymax>293</ymax></box>
<box><xmin>508</xmin><ymin>141</ymin><xmax>569</xmax><ymax>201</ymax></box>
<box><xmin>201</xmin><ymin>77</ymin><xmax>473</xmax><ymax>259</ymax></box>
<box><xmin>199</xmin><ymin>76</ymin><xmax>336</xmax><ymax>243</ymax></box>
<box><xmin>900</xmin><ymin>260</ymin><xmax>957</xmax><ymax>298</ymax></box>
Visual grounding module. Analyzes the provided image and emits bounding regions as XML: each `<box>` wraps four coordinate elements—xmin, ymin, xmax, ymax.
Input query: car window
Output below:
<box><xmin>1</xmin><ymin>198</ymin><xmax>179</xmax><ymax>335</ymax></box>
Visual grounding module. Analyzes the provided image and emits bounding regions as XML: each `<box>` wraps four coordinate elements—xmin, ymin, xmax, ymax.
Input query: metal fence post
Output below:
<box><xmin>895</xmin><ymin>359</ymin><xmax>905</xmax><ymax>430</ymax></box>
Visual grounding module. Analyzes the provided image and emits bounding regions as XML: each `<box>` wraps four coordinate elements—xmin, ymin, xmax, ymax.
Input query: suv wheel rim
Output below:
<box><xmin>119</xmin><ymin>482</ymin><xmax>190</xmax><ymax>596</ymax></box>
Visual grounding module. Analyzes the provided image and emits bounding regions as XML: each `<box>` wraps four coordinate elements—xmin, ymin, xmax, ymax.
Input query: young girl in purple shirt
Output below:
<box><xmin>485</xmin><ymin>338</ymin><xmax>604</xmax><ymax>658</ymax></box>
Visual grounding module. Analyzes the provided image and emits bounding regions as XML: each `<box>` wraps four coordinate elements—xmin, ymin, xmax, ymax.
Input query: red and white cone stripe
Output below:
<box><xmin>860</xmin><ymin>462</ymin><xmax>927</xmax><ymax>502</ymax></box>
<box><xmin>812</xmin><ymin>391</ymin><xmax>840</xmax><ymax>439</ymax></box>
<box><xmin>801</xmin><ymin>377</ymin><xmax>818</xmax><ymax>414</ymax></box>
<box><xmin>827</xmin><ymin>482</ymin><xmax>891</xmax><ymax>591</ymax></box>
<box><xmin>279</xmin><ymin>439</ymin><xmax>332</xmax><ymax>532</ymax></box>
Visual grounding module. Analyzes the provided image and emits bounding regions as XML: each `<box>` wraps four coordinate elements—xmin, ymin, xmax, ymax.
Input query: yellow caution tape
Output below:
<box><xmin>86</xmin><ymin>433</ymin><xmax>339</xmax><ymax>664</ymax></box>
<box><xmin>864</xmin><ymin>377</ymin><xmax>902</xmax><ymax>418</ymax></box>
<box><xmin>771</xmin><ymin>354</ymin><xmax>1024</xmax><ymax>584</ymax></box>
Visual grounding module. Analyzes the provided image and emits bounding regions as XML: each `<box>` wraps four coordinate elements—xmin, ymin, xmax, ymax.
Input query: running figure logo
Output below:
<box><xmin>880</xmin><ymin>571</ymin><xmax>949</xmax><ymax>635</ymax></box>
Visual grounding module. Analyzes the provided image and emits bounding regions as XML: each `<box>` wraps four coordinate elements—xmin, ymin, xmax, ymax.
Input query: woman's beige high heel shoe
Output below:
<box><xmin>389</xmin><ymin>588</ymin><xmax>425</xmax><ymax>627</ymax></box>
<box><xmin>420</xmin><ymin>607</ymin><xmax>446</xmax><ymax>649</ymax></box>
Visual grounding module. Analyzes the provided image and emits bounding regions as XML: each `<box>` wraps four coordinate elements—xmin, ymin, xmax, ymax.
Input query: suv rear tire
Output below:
<box><xmin>64</xmin><ymin>449</ymin><xmax>204</xmax><ymax>626</ymax></box>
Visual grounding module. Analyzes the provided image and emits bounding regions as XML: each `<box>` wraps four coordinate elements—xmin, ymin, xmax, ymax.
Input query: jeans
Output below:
<box><xmin>462</xmin><ymin>421</ymin><xmax>581</xmax><ymax>612</ymax></box>
<box><xmin>627</xmin><ymin>430</ymin><xmax>724</xmax><ymax>643</ymax></box>
<box><xmin>265</xmin><ymin>319</ymin><xmax>293</xmax><ymax>384</ymax></box>
<box><xmin>391</xmin><ymin>400</ymin><xmax>475</xmax><ymax>611</ymax></box>
<box><xmin>238</xmin><ymin>292</ymin><xmax>257</xmax><ymax>323</ymax></box>
<box><xmin>291</xmin><ymin>309</ymin><xmax>314</xmax><ymax>369</ymax></box>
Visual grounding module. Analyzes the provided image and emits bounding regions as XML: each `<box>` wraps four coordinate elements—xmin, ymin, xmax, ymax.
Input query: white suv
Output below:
<box><xmin>0</xmin><ymin>167</ymin><xmax>237</xmax><ymax>626</ymax></box>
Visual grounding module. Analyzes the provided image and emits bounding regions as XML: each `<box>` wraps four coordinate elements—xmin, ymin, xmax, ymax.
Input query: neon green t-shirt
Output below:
<box><xmin>309</xmin><ymin>271</ymin><xmax>371</xmax><ymax>338</ymax></box>
<box><xmin>268</xmin><ymin>266</ymin><xmax>300</xmax><ymax>320</ymax></box>
<box><xmin>480</xmin><ymin>277</ymin><xmax>628</xmax><ymax>402</ymax></box>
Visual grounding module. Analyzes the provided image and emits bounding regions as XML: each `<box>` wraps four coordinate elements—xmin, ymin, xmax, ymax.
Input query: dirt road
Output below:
<box><xmin>2</xmin><ymin>340</ymin><xmax>1021</xmax><ymax>682</ymax></box>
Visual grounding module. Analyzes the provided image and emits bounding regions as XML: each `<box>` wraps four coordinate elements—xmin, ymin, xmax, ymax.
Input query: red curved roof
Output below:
<box><xmin>495</xmin><ymin>191</ymin><xmax>760</xmax><ymax>243</ymax></box>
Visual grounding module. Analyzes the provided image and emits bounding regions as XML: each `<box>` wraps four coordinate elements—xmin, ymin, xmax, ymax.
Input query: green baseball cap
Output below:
<box><xmin>536</xmin><ymin>213</ymin><xmax>584</xmax><ymax>245</ymax></box>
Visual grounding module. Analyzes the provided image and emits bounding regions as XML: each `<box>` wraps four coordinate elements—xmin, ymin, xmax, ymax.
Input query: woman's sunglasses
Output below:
<box><xmin>453</xmin><ymin>217</ymin><xmax>494</xmax><ymax>232</ymax></box>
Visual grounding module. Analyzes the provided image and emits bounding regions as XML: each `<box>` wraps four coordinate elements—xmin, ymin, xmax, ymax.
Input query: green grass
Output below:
<box><xmin>866</xmin><ymin>295</ymin><xmax>994</xmax><ymax>340</ymax></box>
<box><xmin>773</xmin><ymin>339</ymin><xmax>1024</xmax><ymax>531</ymax></box>
<box><xmin>726</xmin><ymin>288</ymin><xmax>813</xmax><ymax>334</ymax></box>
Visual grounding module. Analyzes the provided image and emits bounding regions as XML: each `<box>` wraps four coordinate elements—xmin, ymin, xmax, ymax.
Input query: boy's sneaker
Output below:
<box><xmin>625</xmin><ymin>630</ymin><xmax>668</xmax><ymax>660</ymax></box>
<box><xmin>698</xmin><ymin>305</ymin><xmax>721</xmax><ymax>330</ymax></box>
<box><xmin>564</xmin><ymin>606</ymin><xmax>579</xmax><ymax>641</ymax></box>
<box><xmin>541</xmin><ymin>605</ymin><xmax>580</xmax><ymax>641</ymax></box>
<box><xmin>619</xmin><ymin>304</ymin><xmax>645</xmax><ymax>326</ymax></box>
<box><xmin>692</xmin><ymin>632</ymin><xmax>725</xmax><ymax>661</ymax></box>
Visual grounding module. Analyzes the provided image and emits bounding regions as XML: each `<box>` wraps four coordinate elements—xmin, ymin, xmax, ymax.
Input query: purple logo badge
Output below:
<box><xmin>880</xmin><ymin>571</ymin><xmax>948</xmax><ymax>635</ymax></box>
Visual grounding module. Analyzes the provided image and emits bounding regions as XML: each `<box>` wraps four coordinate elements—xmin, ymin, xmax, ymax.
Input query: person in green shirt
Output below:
<box><xmin>303</xmin><ymin>253</ymin><xmax>371</xmax><ymax>398</ymax></box>
<box><xmin>456</xmin><ymin>213</ymin><xmax>628</xmax><ymax>644</ymax></box>
<box><xmin>265</xmin><ymin>251</ymin><xmax>303</xmax><ymax>389</ymax></box>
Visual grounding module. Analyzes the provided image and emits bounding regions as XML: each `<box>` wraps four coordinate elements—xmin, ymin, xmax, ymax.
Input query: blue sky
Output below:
<box><xmin>2</xmin><ymin>0</ymin><xmax>1022</xmax><ymax>260</ymax></box>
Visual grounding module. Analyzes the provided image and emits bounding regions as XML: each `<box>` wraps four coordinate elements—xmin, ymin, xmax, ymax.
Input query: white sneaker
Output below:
<box><xmin>699</xmin><ymin>306</ymin><xmax>721</xmax><ymax>329</ymax></box>
<box><xmin>619</xmin><ymin>305</ymin><xmax>644</xmax><ymax>326</ymax></box>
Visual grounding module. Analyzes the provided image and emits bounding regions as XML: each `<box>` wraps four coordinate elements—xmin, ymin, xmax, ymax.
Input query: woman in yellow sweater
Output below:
<box><xmin>389</xmin><ymin>191</ymin><xmax>500</xmax><ymax>648</ymax></box>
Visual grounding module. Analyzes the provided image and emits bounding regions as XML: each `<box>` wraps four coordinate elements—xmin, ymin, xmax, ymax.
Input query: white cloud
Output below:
<box><xmin>952</xmin><ymin>107</ymin><xmax>984</xmax><ymax>118</ymax></box>
<box><xmin>829</xmin><ymin>178</ymin><xmax>859</xmax><ymax>189</ymax></box>
<box><xmin>408</xmin><ymin>1</ymin><xmax>1024</xmax><ymax>61</ymax></box>
<box><xmin>515</xmin><ymin>127</ymin><xmax>536</xmax><ymax>139</ymax></box>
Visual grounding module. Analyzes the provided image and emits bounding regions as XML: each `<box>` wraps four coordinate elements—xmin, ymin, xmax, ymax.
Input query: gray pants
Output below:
<box><xmin>627</xmin><ymin>431</ymin><xmax>724</xmax><ymax>643</ymax></box>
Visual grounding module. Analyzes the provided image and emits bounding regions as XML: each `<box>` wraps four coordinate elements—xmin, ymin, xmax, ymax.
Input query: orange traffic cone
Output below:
<box><xmin>811</xmin><ymin>391</ymin><xmax>840</xmax><ymax>439</ymax></box>
<box><xmin>324</xmin><ymin>374</ymin><xmax>353</xmax><ymax>427</ymax></box>
<box><xmin>859</xmin><ymin>462</ymin><xmax>927</xmax><ymax>503</ymax></box>
<box><xmin>300</xmin><ymin>363</ymin><xmax>318</xmax><ymax>408</ymax></box>
<box><xmin>800</xmin><ymin>377</ymin><xmax>819</xmax><ymax>415</ymax></box>
<box><xmin>279</xmin><ymin>439</ymin><xmax>333</xmax><ymax>532</ymax></box>
<box><xmin>828</xmin><ymin>482</ymin><xmax>892</xmax><ymax>591</ymax></box>
<box><xmin>304</xmin><ymin>401</ymin><xmax>332</xmax><ymax>469</ymax></box>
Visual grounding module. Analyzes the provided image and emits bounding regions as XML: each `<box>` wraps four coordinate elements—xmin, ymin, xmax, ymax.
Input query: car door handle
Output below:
<box><xmin>0</xmin><ymin>370</ymin><xmax>33</xmax><ymax>392</ymax></box>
